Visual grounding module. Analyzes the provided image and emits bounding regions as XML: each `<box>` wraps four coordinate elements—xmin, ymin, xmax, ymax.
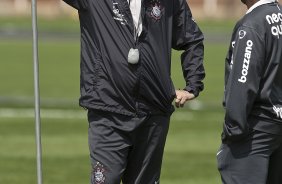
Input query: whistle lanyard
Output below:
<box><xmin>128</xmin><ymin>0</ymin><xmax>142</xmax><ymax>43</ymax></box>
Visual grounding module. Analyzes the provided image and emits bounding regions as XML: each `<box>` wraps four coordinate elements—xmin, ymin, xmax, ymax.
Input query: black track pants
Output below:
<box><xmin>217</xmin><ymin>130</ymin><xmax>282</xmax><ymax>184</ymax></box>
<box><xmin>88</xmin><ymin>110</ymin><xmax>170</xmax><ymax>184</ymax></box>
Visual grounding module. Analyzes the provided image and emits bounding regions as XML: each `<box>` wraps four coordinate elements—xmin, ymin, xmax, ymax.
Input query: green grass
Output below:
<box><xmin>0</xmin><ymin>117</ymin><xmax>89</xmax><ymax>184</ymax></box>
<box><xmin>0</xmin><ymin>16</ymin><xmax>235</xmax><ymax>34</ymax></box>
<box><xmin>0</xmin><ymin>110</ymin><xmax>223</xmax><ymax>184</ymax></box>
<box><xmin>0</xmin><ymin>40</ymin><xmax>80</xmax><ymax>98</ymax></box>
<box><xmin>198</xmin><ymin>19</ymin><xmax>236</xmax><ymax>33</ymax></box>
<box><xmin>0</xmin><ymin>16</ymin><xmax>79</xmax><ymax>33</ymax></box>
<box><xmin>0</xmin><ymin>17</ymin><xmax>231</xmax><ymax>183</ymax></box>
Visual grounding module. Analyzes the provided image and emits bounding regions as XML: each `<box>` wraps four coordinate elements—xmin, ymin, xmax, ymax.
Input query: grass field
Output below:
<box><xmin>0</xmin><ymin>17</ymin><xmax>234</xmax><ymax>184</ymax></box>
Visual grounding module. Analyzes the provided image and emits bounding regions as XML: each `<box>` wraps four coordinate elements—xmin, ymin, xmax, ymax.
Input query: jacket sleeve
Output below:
<box><xmin>172</xmin><ymin>0</ymin><xmax>205</xmax><ymax>97</ymax></box>
<box><xmin>223</xmin><ymin>26</ymin><xmax>265</xmax><ymax>142</ymax></box>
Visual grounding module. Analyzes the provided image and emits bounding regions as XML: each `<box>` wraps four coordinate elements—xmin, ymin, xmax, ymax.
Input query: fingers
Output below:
<box><xmin>175</xmin><ymin>97</ymin><xmax>181</xmax><ymax>108</ymax></box>
<box><xmin>175</xmin><ymin>96</ymin><xmax>186</xmax><ymax>108</ymax></box>
<box><xmin>174</xmin><ymin>97</ymin><xmax>185</xmax><ymax>108</ymax></box>
<box><xmin>180</xmin><ymin>97</ymin><xmax>187</xmax><ymax>107</ymax></box>
<box><xmin>175</xmin><ymin>90</ymin><xmax>195</xmax><ymax>108</ymax></box>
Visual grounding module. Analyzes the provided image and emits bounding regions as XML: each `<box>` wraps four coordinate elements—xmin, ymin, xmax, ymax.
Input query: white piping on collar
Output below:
<box><xmin>246</xmin><ymin>0</ymin><xmax>278</xmax><ymax>14</ymax></box>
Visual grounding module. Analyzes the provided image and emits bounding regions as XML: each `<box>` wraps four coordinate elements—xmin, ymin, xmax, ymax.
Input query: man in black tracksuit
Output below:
<box><xmin>217</xmin><ymin>0</ymin><xmax>282</xmax><ymax>183</ymax></box>
<box><xmin>62</xmin><ymin>0</ymin><xmax>205</xmax><ymax>183</ymax></box>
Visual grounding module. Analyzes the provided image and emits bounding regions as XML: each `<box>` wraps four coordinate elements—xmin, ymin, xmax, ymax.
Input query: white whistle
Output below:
<box><xmin>128</xmin><ymin>48</ymin><xmax>139</xmax><ymax>64</ymax></box>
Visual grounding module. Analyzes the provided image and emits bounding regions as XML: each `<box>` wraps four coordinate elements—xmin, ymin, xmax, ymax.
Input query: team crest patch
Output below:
<box><xmin>146</xmin><ymin>0</ymin><xmax>164</xmax><ymax>21</ymax></box>
<box><xmin>91</xmin><ymin>162</ymin><xmax>106</xmax><ymax>184</ymax></box>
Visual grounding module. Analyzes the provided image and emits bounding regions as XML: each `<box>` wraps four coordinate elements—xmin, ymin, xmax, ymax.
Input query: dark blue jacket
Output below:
<box><xmin>63</xmin><ymin>0</ymin><xmax>205</xmax><ymax>116</ymax></box>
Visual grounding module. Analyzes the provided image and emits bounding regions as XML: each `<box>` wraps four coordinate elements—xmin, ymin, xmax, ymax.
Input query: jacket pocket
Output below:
<box><xmin>80</xmin><ymin>54</ymin><xmax>102</xmax><ymax>96</ymax></box>
<box><xmin>223</xmin><ymin>121</ymin><xmax>250</xmax><ymax>142</ymax></box>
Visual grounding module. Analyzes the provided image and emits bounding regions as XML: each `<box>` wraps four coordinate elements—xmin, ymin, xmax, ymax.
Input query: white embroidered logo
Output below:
<box><xmin>265</xmin><ymin>13</ymin><xmax>282</xmax><ymax>39</ymax></box>
<box><xmin>112</xmin><ymin>1</ymin><xmax>127</xmax><ymax>25</ymax></box>
<box><xmin>273</xmin><ymin>106</ymin><xmax>282</xmax><ymax>119</ymax></box>
<box><xmin>152</xmin><ymin>5</ymin><xmax>161</xmax><ymax>19</ymax></box>
<box><xmin>92</xmin><ymin>162</ymin><xmax>106</xmax><ymax>184</ymax></box>
<box><xmin>230</xmin><ymin>41</ymin><xmax>236</xmax><ymax>69</ymax></box>
<box><xmin>239</xmin><ymin>30</ymin><xmax>247</xmax><ymax>39</ymax></box>
<box><xmin>147</xmin><ymin>0</ymin><xmax>164</xmax><ymax>21</ymax></box>
<box><xmin>238</xmin><ymin>40</ymin><xmax>253</xmax><ymax>83</ymax></box>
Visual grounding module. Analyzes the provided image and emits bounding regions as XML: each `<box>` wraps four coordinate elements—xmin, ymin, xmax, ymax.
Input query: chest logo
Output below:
<box><xmin>146</xmin><ymin>0</ymin><xmax>164</xmax><ymax>21</ymax></box>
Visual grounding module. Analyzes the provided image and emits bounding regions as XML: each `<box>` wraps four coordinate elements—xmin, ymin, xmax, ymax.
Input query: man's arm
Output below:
<box><xmin>172</xmin><ymin>0</ymin><xmax>205</xmax><ymax>107</ymax></box>
<box><xmin>223</xmin><ymin>26</ymin><xmax>265</xmax><ymax>142</ymax></box>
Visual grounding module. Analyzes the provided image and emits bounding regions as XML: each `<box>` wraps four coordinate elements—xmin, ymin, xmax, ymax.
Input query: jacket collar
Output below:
<box><xmin>246</xmin><ymin>0</ymin><xmax>278</xmax><ymax>14</ymax></box>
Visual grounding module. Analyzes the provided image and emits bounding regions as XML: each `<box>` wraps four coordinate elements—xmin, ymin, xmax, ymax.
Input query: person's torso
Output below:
<box><xmin>78</xmin><ymin>0</ymin><xmax>176</xmax><ymax>116</ymax></box>
<box><xmin>225</xmin><ymin>3</ymin><xmax>282</xmax><ymax>125</ymax></box>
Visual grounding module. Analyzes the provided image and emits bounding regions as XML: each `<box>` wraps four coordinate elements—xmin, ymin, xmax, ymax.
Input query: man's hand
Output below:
<box><xmin>175</xmin><ymin>90</ymin><xmax>195</xmax><ymax>108</ymax></box>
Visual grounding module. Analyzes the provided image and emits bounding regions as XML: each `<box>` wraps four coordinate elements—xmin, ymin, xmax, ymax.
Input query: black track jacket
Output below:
<box><xmin>223</xmin><ymin>1</ymin><xmax>282</xmax><ymax>142</ymax></box>
<box><xmin>63</xmin><ymin>0</ymin><xmax>205</xmax><ymax>116</ymax></box>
